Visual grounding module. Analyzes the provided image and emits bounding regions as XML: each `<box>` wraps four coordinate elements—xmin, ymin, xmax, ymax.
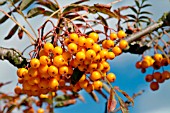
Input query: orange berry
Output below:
<box><xmin>59</xmin><ymin>66</ymin><xmax>68</xmax><ymax>75</ymax></box>
<box><xmin>53</xmin><ymin>55</ymin><xmax>66</xmax><ymax>67</ymax></box>
<box><xmin>105</xmin><ymin>40</ymin><xmax>114</xmax><ymax>49</ymax></box>
<box><xmin>112</xmin><ymin>46</ymin><xmax>122</xmax><ymax>56</ymax></box>
<box><xmin>39</xmin><ymin>49</ymin><xmax>48</xmax><ymax>57</ymax></box>
<box><xmin>153</xmin><ymin>72</ymin><xmax>162</xmax><ymax>81</ymax></box>
<box><xmin>90</xmin><ymin>71</ymin><xmax>102</xmax><ymax>81</ymax></box>
<box><xmin>88</xmin><ymin>62</ymin><xmax>98</xmax><ymax>71</ymax></box>
<box><xmin>85</xmin><ymin>49</ymin><xmax>96</xmax><ymax>60</ymax></box>
<box><xmin>17</xmin><ymin>68</ymin><xmax>28</xmax><ymax>78</ymax></box>
<box><xmin>99</xmin><ymin>49</ymin><xmax>108</xmax><ymax>59</ymax></box>
<box><xmin>135</xmin><ymin>61</ymin><xmax>142</xmax><ymax>69</ymax></box>
<box><xmin>78</xmin><ymin>36</ymin><xmax>86</xmax><ymax>46</ymax></box>
<box><xmin>38</xmin><ymin>79</ymin><xmax>49</xmax><ymax>89</ymax></box>
<box><xmin>150</xmin><ymin>82</ymin><xmax>159</xmax><ymax>91</ymax></box>
<box><xmin>110</xmin><ymin>32</ymin><xmax>117</xmax><ymax>40</ymax></box>
<box><xmin>85</xmin><ymin>38</ymin><xmax>94</xmax><ymax>48</ymax></box>
<box><xmin>101</xmin><ymin>61</ymin><xmax>110</xmax><ymax>72</ymax></box>
<box><xmin>28</xmin><ymin>67</ymin><xmax>38</xmax><ymax>77</ymax></box>
<box><xmin>62</xmin><ymin>51</ymin><xmax>72</xmax><ymax>61</ymax></box>
<box><xmin>30</xmin><ymin>58</ymin><xmax>40</xmax><ymax>68</ymax></box>
<box><xmin>68</xmin><ymin>43</ymin><xmax>78</xmax><ymax>54</ymax></box>
<box><xmin>48</xmin><ymin>78</ymin><xmax>59</xmax><ymax>90</ymax></box>
<box><xmin>64</xmin><ymin>38</ymin><xmax>70</xmax><ymax>46</ymax></box>
<box><xmin>92</xmin><ymin>43</ymin><xmax>101</xmax><ymax>54</ymax></box>
<box><xmin>106</xmin><ymin>73</ymin><xmax>116</xmax><ymax>82</ymax></box>
<box><xmin>106</xmin><ymin>52</ymin><xmax>115</xmax><ymax>60</ymax></box>
<box><xmin>38</xmin><ymin>64</ymin><xmax>48</xmax><ymax>74</ymax></box>
<box><xmin>22</xmin><ymin>81</ymin><xmax>32</xmax><ymax>90</ymax></box>
<box><xmin>43</xmin><ymin>42</ymin><xmax>54</xmax><ymax>53</ymax></box>
<box><xmin>39</xmin><ymin>56</ymin><xmax>50</xmax><ymax>65</ymax></box>
<box><xmin>88</xmin><ymin>32</ymin><xmax>99</xmax><ymax>42</ymax></box>
<box><xmin>29</xmin><ymin>76</ymin><xmax>40</xmax><ymax>85</ymax></box>
<box><xmin>79</xmin><ymin>79</ymin><xmax>89</xmax><ymax>88</ymax></box>
<box><xmin>93</xmin><ymin>54</ymin><xmax>101</xmax><ymax>62</ymax></box>
<box><xmin>70</xmin><ymin>59</ymin><xmax>79</xmax><ymax>68</ymax></box>
<box><xmin>85</xmin><ymin>83</ymin><xmax>94</xmax><ymax>93</ymax></box>
<box><xmin>72</xmin><ymin>83</ymin><xmax>81</xmax><ymax>92</ymax></box>
<box><xmin>153</xmin><ymin>61</ymin><xmax>161</xmax><ymax>70</ymax></box>
<box><xmin>162</xmin><ymin>71</ymin><xmax>170</xmax><ymax>80</ymax></box>
<box><xmin>69</xmin><ymin>33</ymin><xmax>78</xmax><ymax>43</ymax></box>
<box><xmin>53</xmin><ymin>46</ymin><xmax>63</xmax><ymax>56</ymax></box>
<box><xmin>161</xmin><ymin>58</ymin><xmax>169</xmax><ymax>66</ymax></box>
<box><xmin>154</xmin><ymin>53</ymin><xmax>163</xmax><ymax>62</ymax></box>
<box><xmin>102</xmin><ymin>40</ymin><xmax>107</xmax><ymax>49</ymax></box>
<box><xmin>37</xmin><ymin>108</ymin><xmax>44</xmax><ymax>113</ymax></box>
<box><xmin>18</xmin><ymin>77</ymin><xmax>23</xmax><ymax>84</ymax></box>
<box><xmin>145</xmin><ymin>74</ymin><xmax>153</xmax><ymax>82</ymax></box>
<box><xmin>78</xmin><ymin>64</ymin><xmax>87</xmax><ymax>71</ymax></box>
<box><xmin>59</xmin><ymin>79</ymin><xmax>65</xmax><ymax>86</ymax></box>
<box><xmin>117</xmin><ymin>30</ymin><xmax>126</xmax><ymax>39</ymax></box>
<box><xmin>79</xmin><ymin>74</ymin><xmax>86</xmax><ymax>82</ymax></box>
<box><xmin>141</xmin><ymin>59</ymin><xmax>151</xmax><ymax>68</ymax></box>
<box><xmin>119</xmin><ymin>40</ymin><xmax>128</xmax><ymax>49</ymax></box>
<box><xmin>48</xmin><ymin>65</ymin><xmax>58</xmax><ymax>77</ymax></box>
<box><xmin>93</xmin><ymin>80</ymin><xmax>102</xmax><ymax>90</ymax></box>
<box><xmin>14</xmin><ymin>86</ymin><xmax>22</xmax><ymax>94</ymax></box>
<box><xmin>67</xmin><ymin>66</ymin><xmax>73</xmax><ymax>76</ymax></box>
<box><xmin>76</xmin><ymin>51</ymin><xmax>86</xmax><ymax>62</ymax></box>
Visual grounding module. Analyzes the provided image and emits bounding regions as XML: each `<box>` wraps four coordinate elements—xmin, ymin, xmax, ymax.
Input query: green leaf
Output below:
<box><xmin>97</xmin><ymin>14</ymin><xmax>108</xmax><ymax>33</ymax></box>
<box><xmin>71</xmin><ymin>68</ymin><xmax>84</xmax><ymax>85</ymax></box>
<box><xmin>27</xmin><ymin>7</ymin><xmax>45</xmax><ymax>18</ymax></box>
<box><xmin>130</xmin><ymin>7</ymin><xmax>138</xmax><ymax>14</ymax></box>
<box><xmin>4</xmin><ymin>24</ymin><xmax>19</xmax><ymax>40</ymax></box>
<box><xmin>135</xmin><ymin>0</ymin><xmax>140</xmax><ymax>8</ymax></box>
<box><xmin>140</xmin><ymin>11</ymin><xmax>152</xmax><ymax>15</ymax></box>
<box><xmin>126</xmin><ymin>14</ymin><xmax>136</xmax><ymax>19</ymax></box>
<box><xmin>141</xmin><ymin>4</ymin><xmax>152</xmax><ymax>8</ymax></box>
<box><xmin>20</xmin><ymin>0</ymin><xmax>34</xmax><ymax>11</ymax></box>
<box><xmin>0</xmin><ymin>0</ymin><xmax>6</xmax><ymax>5</ymax></box>
<box><xmin>36</xmin><ymin>1</ymin><xmax>59</xmax><ymax>11</ymax></box>
<box><xmin>72</xmin><ymin>0</ymin><xmax>89</xmax><ymax>4</ymax></box>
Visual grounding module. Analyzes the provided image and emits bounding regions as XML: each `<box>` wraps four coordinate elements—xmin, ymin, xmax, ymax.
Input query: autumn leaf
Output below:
<box><xmin>107</xmin><ymin>88</ymin><xmax>117</xmax><ymax>113</ymax></box>
<box><xmin>4</xmin><ymin>24</ymin><xmax>19</xmax><ymax>40</ymax></box>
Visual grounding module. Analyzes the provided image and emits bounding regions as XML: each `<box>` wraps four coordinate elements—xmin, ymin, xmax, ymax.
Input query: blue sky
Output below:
<box><xmin>0</xmin><ymin>0</ymin><xmax>170</xmax><ymax>113</ymax></box>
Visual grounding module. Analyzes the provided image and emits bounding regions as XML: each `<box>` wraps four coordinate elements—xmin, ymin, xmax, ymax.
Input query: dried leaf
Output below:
<box><xmin>36</xmin><ymin>0</ymin><xmax>59</xmax><ymax>11</ymax></box>
<box><xmin>27</xmin><ymin>7</ymin><xmax>45</xmax><ymax>18</ymax></box>
<box><xmin>96</xmin><ymin>89</ymin><xmax>107</xmax><ymax>99</ymax></box>
<box><xmin>55</xmin><ymin>99</ymin><xmax>76</xmax><ymax>108</ymax></box>
<box><xmin>0</xmin><ymin>12</ymin><xmax>12</xmax><ymax>24</ymax></box>
<box><xmin>94</xmin><ymin>3</ymin><xmax>111</xmax><ymax>9</ymax></box>
<box><xmin>18</xmin><ymin>28</ymin><xmax>24</xmax><ymax>39</ymax></box>
<box><xmin>102</xmin><ymin>83</ymin><xmax>110</xmax><ymax>93</ymax></box>
<box><xmin>4</xmin><ymin>24</ymin><xmax>19</xmax><ymax>40</ymax></box>
<box><xmin>72</xmin><ymin>0</ymin><xmax>89</xmax><ymax>4</ymax></box>
<box><xmin>117</xmin><ymin>96</ymin><xmax>128</xmax><ymax>113</ymax></box>
<box><xmin>7</xmin><ymin>105</ymin><xmax>16</xmax><ymax>113</ymax></box>
<box><xmin>97</xmin><ymin>14</ymin><xmax>108</xmax><ymax>33</ymax></box>
<box><xmin>20</xmin><ymin>0</ymin><xmax>34</xmax><ymax>11</ymax></box>
<box><xmin>43</xmin><ymin>10</ymin><xmax>59</xmax><ymax>18</ymax></box>
<box><xmin>89</xmin><ymin>92</ymin><xmax>99</xmax><ymax>102</ymax></box>
<box><xmin>117</xmin><ymin>89</ymin><xmax>134</xmax><ymax>106</ymax></box>
<box><xmin>107</xmin><ymin>88</ymin><xmax>117</xmax><ymax>113</ymax></box>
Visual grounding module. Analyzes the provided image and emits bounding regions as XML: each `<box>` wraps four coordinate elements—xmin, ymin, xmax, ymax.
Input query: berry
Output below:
<box><xmin>76</xmin><ymin>51</ymin><xmax>86</xmax><ymax>62</ymax></box>
<box><xmin>43</xmin><ymin>42</ymin><xmax>54</xmax><ymax>53</ymax></box>
<box><xmin>14</xmin><ymin>86</ymin><xmax>22</xmax><ymax>94</ymax></box>
<box><xmin>110</xmin><ymin>32</ymin><xmax>117</xmax><ymax>40</ymax></box>
<box><xmin>92</xmin><ymin>43</ymin><xmax>101</xmax><ymax>53</ymax></box>
<box><xmin>85</xmin><ymin>38</ymin><xmax>94</xmax><ymax>48</ymax></box>
<box><xmin>112</xmin><ymin>46</ymin><xmax>122</xmax><ymax>56</ymax></box>
<box><xmin>117</xmin><ymin>30</ymin><xmax>126</xmax><ymax>39</ymax></box>
<box><xmin>53</xmin><ymin>55</ymin><xmax>66</xmax><ymax>67</ymax></box>
<box><xmin>85</xmin><ymin>49</ymin><xmax>96</xmax><ymax>60</ymax></box>
<box><xmin>145</xmin><ymin>74</ymin><xmax>153</xmax><ymax>82</ymax></box>
<box><xmin>28</xmin><ymin>67</ymin><xmax>38</xmax><ymax>77</ymax></box>
<box><xmin>68</xmin><ymin>43</ymin><xmax>78</xmax><ymax>54</ymax></box>
<box><xmin>39</xmin><ymin>56</ymin><xmax>50</xmax><ymax>65</ymax></box>
<box><xmin>119</xmin><ymin>40</ymin><xmax>128</xmax><ymax>49</ymax></box>
<box><xmin>88</xmin><ymin>32</ymin><xmax>99</xmax><ymax>42</ymax></box>
<box><xmin>48</xmin><ymin>65</ymin><xmax>58</xmax><ymax>77</ymax></box>
<box><xmin>53</xmin><ymin>46</ymin><xmax>63</xmax><ymax>56</ymax></box>
<box><xmin>105</xmin><ymin>40</ymin><xmax>114</xmax><ymax>48</ymax></box>
<box><xmin>69</xmin><ymin>33</ymin><xmax>79</xmax><ymax>43</ymax></box>
<box><xmin>30</xmin><ymin>58</ymin><xmax>40</xmax><ymax>68</ymax></box>
<box><xmin>106</xmin><ymin>73</ymin><xmax>116</xmax><ymax>82</ymax></box>
<box><xmin>150</xmin><ymin>82</ymin><xmax>159</xmax><ymax>91</ymax></box>
<box><xmin>78</xmin><ymin>36</ymin><xmax>86</xmax><ymax>46</ymax></box>
<box><xmin>85</xmin><ymin>84</ymin><xmax>94</xmax><ymax>93</ymax></box>
<box><xmin>48</xmin><ymin>78</ymin><xmax>59</xmax><ymax>89</ymax></box>
<box><xmin>59</xmin><ymin>66</ymin><xmax>69</xmax><ymax>75</ymax></box>
<box><xmin>93</xmin><ymin>80</ymin><xmax>102</xmax><ymax>90</ymax></box>
<box><xmin>90</xmin><ymin>71</ymin><xmax>102</xmax><ymax>81</ymax></box>
<box><xmin>37</xmin><ymin>108</ymin><xmax>44</xmax><ymax>113</ymax></box>
<box><xmin>154</xmin><ymin>53</ymin><xmax>163</xmax><ymax>62</ymax></box>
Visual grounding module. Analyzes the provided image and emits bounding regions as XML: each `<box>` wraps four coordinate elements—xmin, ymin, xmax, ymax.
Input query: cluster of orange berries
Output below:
<box><xmin>15</xmin><ymin>30</ymin><xmax>128</xmax><ymax>96</ymax></box>
<box><xmin>135</xmin><ymin>53</ymin><xmax>170</xmax><ymax>91</ymax></box>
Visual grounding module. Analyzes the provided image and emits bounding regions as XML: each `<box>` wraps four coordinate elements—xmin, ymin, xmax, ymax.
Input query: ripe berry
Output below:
<box><xmin>53</xmin><ymin>55</ymin><xmax>65</xmax><ymax>67</ymax></box>
<box><xmin>68</xmin><ymin>43</ymin><xmax>78</xmax><ymax>54</ymax></box>
<box><xmin>39</xmin><ymin>49</ymin><xmax>48</xmax><ymax>57</ymax></box>
<box><xmin>76</xmin><ymin>51</ymin><xmax>86</xmax><ymax>62</ymax></box>
<box><xmin>106</xmin><ymin>73</ymin><xmax>116</xmax><ymax>82</ymax></box>
<box><xmin>145</xmin><ymin>74</ymin><xmax>153</xmax><ymax>82</ymax></box>
<box><xmin>85</xmin><ymin>49</ymin><xmax>96</xmax><ymax>60</ymax></box>
<box><xmin>79</xmin><ymin>79</ymin><xmax>89</xmax><ymax>89</ymax></box>
<box><xmin>59</xmin><ymin>66</ymin><xmax>69</xmax><ymax>75</ymax></box>
<box><xmin>48</xmin><ymin>65</ymin><xmax>58</xmax><ymax>77</ymax></box>
<box><xmin>78</xmin><ymin>36</ymin><xmax>86</xmax><ymax>46</ymax></box>
<box><xmin>162</xmin><ymin>71</ymin><xmax>170</xmax><ymax>80</ymax></box>
<box><xmin>69</xmin><ymin>33</ymin><xmax>79</xmax><ymax>43</ymax></box>
<box><xmin>112</xmin><ymin>46</ymin><xmax>122</xmax><ymax>56</ymax></box>
<box><xmin>106</xmin><ymin>52</ymin><xmax>115</xmax><ymax>60</ymax></box>
<box><xmin>119</xmin><ymin>40</ymin><xmax>128</xmax><ymax>49</ymax></box>
<box><xmin>39</xmin><ymin>56</ymin><xmax>50</xmax><ymax>65</ymax></box>
<box><xmin>28</xmin><ymin>67</ymin><xmax>38</xmax><ymax>77</ymax></box>
<box><xmin>53</xmin><ymin>46</ymin><xmax>63</xmax><ymax>56</ymax></box>
<box><xmin>141</xmin><ymin>59</ymin><xmax>151</xmax><ymax>68</ymax></box>
<box><xmin>88</xmin><ymin>32</ymin><xmax>99</xmax><ymax>42</ymax></box>
<box><xmin>135</xmin><ymin>61</ymin><xmax>141</xmax><ymax>69</ymax></box>
<box><xmin>117</xmin><ymin>30</ymin><xmax>126</xmax><ymax>39</ymax></box>
<box><xmin>64</xmin><ymin>38</ymin><xmax>70</xmax><ymax>46</ymax></box>
<box><xmin>110</xmin><ymin>32</ymin><xmax>117</xmax><ymax>40</ymax></box>
<box><xmin>99</xmin><ymin>49</ymin><xmax>108</xmax><ymax>59</ymax></box>
<box><xmin>154</xmin><ymin>53</ymin><xmax>163</xmax><ymax>62</ymax></box>
<box><xmin>17</xmin><ymin>68</ymin><xmax>28</xmax><ymax>78</ymax></box>
<box><xmin>92</xmin><ymin>43</ymin><xmax>101</xmax><ymax>53</ymax></box>
<box><xmin>105</xmin><ymin>40</ymin><xmax>114</xmax><ymax>48</ymax></box>
<box><xmin>48</xmin><ymin>78</ymin><xmax>59</xmax><ymax>89</ymax></box>
<box><xmin>43</xmin><ymin>42</ymin><xmax>54</xmax><ymax>53</ymax></box>
<box><xmin>38</xmin><ymin>64</ymin><xmax>48</xmax><ymax>74</ymax></box>
<box><xmin>153</xmin><ymin>72</ymin><xmax>162</xmax><ymax>81</ymax></box>
<box><xmin>93</xmin><ymin>54</ymin><xmax>101</xmax><ymax>62</ymax></box>
<box><xmin>85</xmin><ymin>38</ymin><xmax>94</xmax><ymax>48</ymax></box>
<box><xmin>30</xmin><ymin>58</ymin><xmax>40</xmax><ymax>69</ymax></box>
<box><xmin>14</xmin><ymin>86</ymin><xmax>22</xmax><ymax>94</ymax></box>
<box><xmin>150</xmin><ymin>82</ymin><xmax>159</xmax><ymax>91</ymax></box>
<box><xmin>37</xmin><ymin>108</ymin><xmax>44</xmax><ymax>113</ymax></box>
<box><xmin>90</xmin><ymin>71</ymin><xmax>102</xmax><ymax>81</ymax></box>
<box><xmin>79</xmin><ymin>74</ymin><xmax>86</xmax><ymax>82</ymax></box>
<box><xmin>38</xmin><ymin>79</ymin><xmax>49</xmax><ymax>89</ymax></box>
<box><xmin>62</xmin><ymin>51</ymin><xmax>72</xmax><ymax>61</ymax></box>
<box><xmin>85</xmin><ymin>83</ymin><xmax>94</xmax><ymax>93</ymax></box>
<box><xmin>93</xmin><ymin>80</ymin><xmax>102</xmax><ymax>90</ymax></box>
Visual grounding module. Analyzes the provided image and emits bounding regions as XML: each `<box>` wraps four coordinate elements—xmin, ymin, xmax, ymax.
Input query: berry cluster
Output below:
<box><xmin>135</xmin><ymin>53</ymin><xmax>170</xmax><ymax>91</ymax></box>
<box><xmin>15</xmin><ymin>31</ymin><xmax>127</xmax><ymax>96</ymax></box>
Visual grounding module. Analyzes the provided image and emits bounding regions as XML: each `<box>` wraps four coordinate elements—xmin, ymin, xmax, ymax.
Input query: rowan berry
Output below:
<box><xmin>53</xmin><ymin>46</ymin><xmax>63</xmax><ymax>56</ymax></box>
<box><xmin>112</xmin><ymin>46</ymin><xmax>122</xmax><ymax>56</ymax></box>
<box><xmin>68</xmin><ymin>43</ymin><xmax>78</xmax><ymax>54</ymax></box>
<box><xmin>43</xmin><ymin>42</ymin><xmax>54</xmax><ymax>53</ymax></box>
<box><xmin>90</xmin><ymin>71</ymin><xmax>102</xmax><ymax>81</ymax></box>
<box><xmin>99</xmin><ymin>49</ymin><xmax>108</xmax><ymax>59</ymax></box>
<box><xmin>48</xmin><ymin>65</ymin><xmax>58</xmax><ymax>77</ymax></box>
<box><xmin>78</xmin><ymin>36</ymin><xmax>86</xmax><ymax>47</ymax></box>
<box><xmin>14</xmin><ymin>86</ymin><xmax>22</xmax><ymax>94</ymax></box>
<box><xmin>76</xmin><ymin>51</ymin><xmax>86</xmax><ymax>62</ymax></box>
<box><xmin>39</xmin><ymin>56</ymin><xmax>50</xmax><ymax>65</ymax></box>
<box><xmin>37</xmin><ymin>108</ymin><xmax>44</xmax><ymax>113</ymax></box>
<box><xmin>119</xmin><ymin>40</ymin><xmax>128</xmax><ymax>49</ymax></box>
<box><xmin>48</xmin><ymin>78</ymin><xmax>59</xmax><ymax>89</ymax></box>
<box><xmin>145</xmin><ymin>74</ymin><xmax>153</xmax><ymax>82</ymax></box>
<box><xmin>69</xmin><ymin>33</ymin><xmax>79</xmax><ymax>43</ymax></box>
<box><xmin>85</xmin><ymin>38</ymin><xmax>94</xmax><ymax>48</ymax></box>
<box><xmin>117</xmin><ymin>30</ymin><xmax>126</xmax><ymax>39</ymax></box>
<box><xmin>30</xmin><ymin>58</ymin><xmax>40</xmax><ymax>68</ymax></box>
<box><xmin>106</xmin><ymin>52</ymin><xmax>115</xmax><ymax>60</ymax></box>
<box><xmin>88</xmin><ymin>32</ymin><xmax>99</xmax><ymax>42</ymax></box>
<box><xmin>53</xmin><ymin>55</ymin><xmax>66</xmax><ymax>67</ymax></box>
<box><xmin>106</xmin><ymin>73</ymin><xmax>116</xmax><ymax>82</ymax></box>
<box><xmin>93</xmin><ymin>80</ymin><xmax>102</xmax><ymax>90</ymax></box>
<box><xmin>110</xmin><ymin>32</ymin><xmax>117</xmax><ymax>40</ymax></box>
<box><xmin>79</xmin><ymin>79</ymin><xmax>89</xmax><ymax>89</ymax></box>
<box><xmin>154</xmin><ymin>53</ymin><xmax>163</xmax><ymax>62</ymax></box>
<box><xmin>150</xmin><ymin>82</ymin><xmax>159</xmax><ymax>91</ymax></box>
<box><xmin>85</xmin><ymin>83</ymin><xmax>94</xmax><ymax>93</ymax></box>
<box><xmin>85</xmin><ymin>49</ymin><xmax>96</xmax><ymax>60</ymax></box>
<box><xmin>105</xmin><ymin>40</ymin><xmax>114</xmax><ymax>48</ymax></box>
<box><xmin>28</xmin><ymin>67</ymin><xmax>38</xmax><ymax>77</ymax></box>
<box><xmin>62</xmin><ymin>51</ymin><xmax>72</xmax><ymax>61</ymax></box>
<box><xmin>59</xmin><ymin>66</ymin><xmax>68</xmax><ymax>75</ymax></box>
<box><xmin>92</xmin><ymin>43</ymin><xmax>101</xmax><ymax>53</ymax></box>
<box><xmin>38</xmin><ymin>64</ymin><xmax>48</xmax><ymax>74</ymax></box>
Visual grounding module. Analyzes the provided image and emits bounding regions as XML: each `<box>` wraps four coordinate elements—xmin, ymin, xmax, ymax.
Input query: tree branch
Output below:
<box><xmin>0</xmin><ymin>47</ymin><xmax>27</xmax><ymax>68</ymax></box>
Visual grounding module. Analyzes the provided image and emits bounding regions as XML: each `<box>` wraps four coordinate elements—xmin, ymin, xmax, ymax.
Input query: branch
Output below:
<box><xmin>126</xmin><ymin>12</ymin><xmax>170</xmax><ymax>43</ymax></box>
<box><xmin>0</xmin><ymin>47</ymin><xmax>27</xmax><ymax>68</ymax></box>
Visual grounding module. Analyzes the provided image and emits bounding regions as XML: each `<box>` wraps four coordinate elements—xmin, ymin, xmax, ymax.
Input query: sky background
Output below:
<box><xmin>0</xmin><ymin>0</ymin><xmax>170</xmax><ymax>113</ymax></box>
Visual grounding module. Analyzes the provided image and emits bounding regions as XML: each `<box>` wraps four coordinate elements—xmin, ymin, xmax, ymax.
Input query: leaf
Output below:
<box><xmin>141</xmin><ymin>4</ymin><xmax>152</xmax><ymax>8</ymax></box>
<box><xmin>43</xmin><ymin>10</ymin><xmax>59</xmax><ymax>18</ymax></box>
<box><xmin>89</xmin><ymin>92</ymin><xmax>99</xmax><ymax>102</ymax></box>
<box><xmin>71</xmin><ymin>68</ymin><xmax>84</xmax><ymax>85</ymax></box>
<box><xmin>140</xmin><ymin>11</ymin><xmax>152</xmax><ymax>15</ymax></box>
<box><xmin>27</xmin><ymin>7</ymin><xmax>45</xmax><ymax>18</ymax></box>
<box><xmin>0</xmin><ymin>12</ymin><xmax>12</xmax><ymax>24</ymax></box>
<box><xmin>18</xmin><ymin>28</ymin><xmax>24</xmax><ymax>39</ymax></box>
<box><xmin>139</xmin><ymin>16</ymin><xmax>150</xmax><ymax>20</ymax></box>
<box><xmin>117</xmin><ymin>89</ymin><xmax>134</xmax><ymax>106</ymax></box>
<box><xmin>117</xmin><ymin>96</ymin><xmax>128</xmax><ymax>113</ymax></box>
<box><xmin>102</xmin><ymin>83</ymin><xmax>110</xmax><ymax>93</ymax></box>
<box><xmin>0</xmin><ymin>0</ymin><xmax>6</xmax><ymax>5</ymax></box>
<box><xmin>126</xmin><ymin>14</ymin><xmax>136</xmax><ymax>19</ymax></box>
<box><xmin>97</xmin><ymin>14</ymin><xmax>108</xmax><ymax>33</ymax></box>
<box><xmin>36</xmin><ymin>0</ymin><xmax>59</xmax><ymax>11</ymax></box>
<box><xmin>96</xmin><ymin>89</ymin><xmax>107</xmax><ymax>99</ymax></box>
<box><xmin>4</xmin><ymin>24</ymin><xmax>19</xmax><ymax>40</ymax></box>
<box><xmin>72</xmin><ymin>0</ymin><xmax>89</xmax><ymax>4</ymax></box>
<box><xmin>55</xmin><ymin>99</ymin><xmax>76</xmax><ymax>108</ymax></box>
<box><xmin>130</xmin><ymin>7</ymin><xmax>138</xmax><ymax>14</ymax></box>
<box><xmin>123</xmin><ymin>19</ymin><xmax>136</xmax><ymax>23</ymax></box>
<box><xmin>7</xmin><ymin>105</ymin><xmax>16</xmax><ymax>113</ymax></box>
<box><xmin>0</xmin><ymin>81</ymin><xmax>12</xmax><ymax>88</ymax></box>
<box><xmin>107</xmin><ymin>88</ymin><xmax>117</xmax><ymax>113</ymax></box>
<box><xmin>20</xmin><ymin>0</ymin><xmax>34</xmax><ymax>11</ymax></box>
<box><xmin>135</xmin><ymin>0</ymin><xmax>140</xmax><ymax>8</ymax></box>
